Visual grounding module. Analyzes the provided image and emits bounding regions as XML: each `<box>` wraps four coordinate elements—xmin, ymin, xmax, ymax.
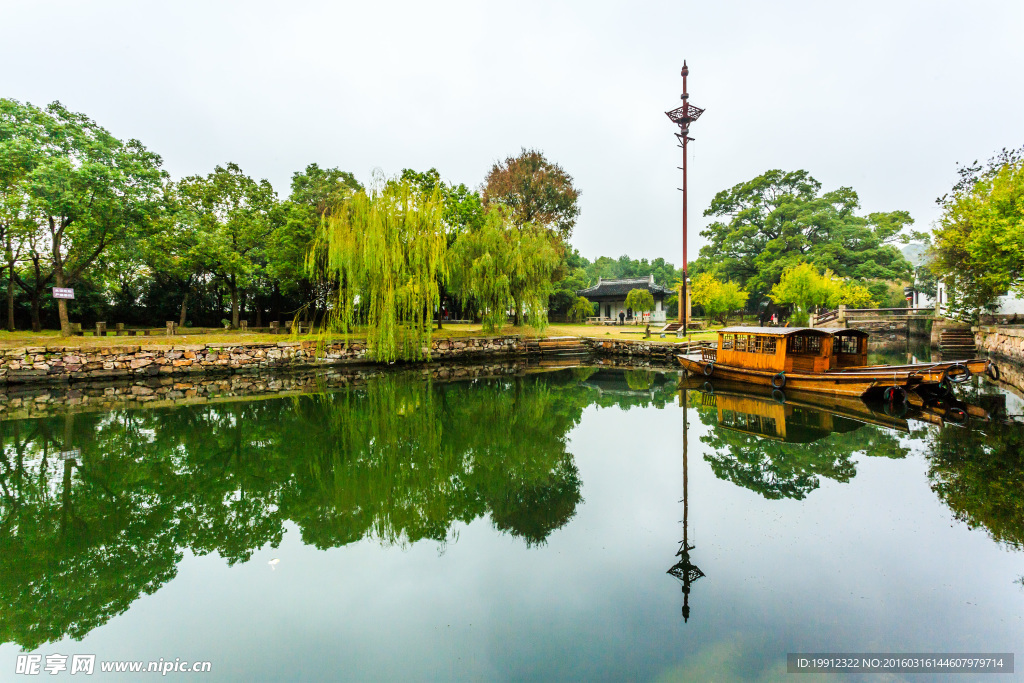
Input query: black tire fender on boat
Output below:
<box><xmin>947</xmin><ymin>407</ymin><xmax>968</xmax><ymax>424</ymax></box>
<box><xmin>948</xmin><ymin>363</ymin><xmax>972</xmax><ymax>383</ymax></box>
<box><xmin>884</xmin><ymin>386</ymin><xmax>907</xmax><ymax>403</ymax></box>
<box><xmin>884</xmin><ymin>399</ymin><xmax>908</xmax><ymax>418</ymax></box>
<box><xmin>771</xmin><ymin>371</ymin><xmax>786</xmax><ymax>389</ymax></box>
<box><xmin>986</xmin><ymin>362</ymin><xmax>1000</xmax><ymax>381</ymax></box>
<box><xmin>771</xmin><ymin>388</ymin><xmax>786</xmax><ymax>404</ymax></box>
<box><xmin>703</xmin><ymin>381</ymin><xmax>714</xmax><ymax>395</ymax></box>
<box><xmin>703</xmin><ymin>362</ymin><xmax>714</xmax><ymax>377</ymax></box>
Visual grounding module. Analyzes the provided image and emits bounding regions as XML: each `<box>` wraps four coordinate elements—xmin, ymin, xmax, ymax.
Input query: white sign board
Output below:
<box><xmin>52</xmin><ymin>287</ymin><xmax>75</xmax><ymax>299</ymax></box>
<box><xmin>57</xmin><ymin>449</ymin><xmax>81</xmax><ymax>460</ymax></box>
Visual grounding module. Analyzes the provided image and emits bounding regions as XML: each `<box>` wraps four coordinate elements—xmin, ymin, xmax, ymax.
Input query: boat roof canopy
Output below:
<box><xmin>717</xmin><ymin>326</ymin><xmax>831</xmax><ymax>337</ymax></box>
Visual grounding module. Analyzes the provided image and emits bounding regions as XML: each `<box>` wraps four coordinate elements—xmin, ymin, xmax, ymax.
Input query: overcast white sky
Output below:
<box><xmin>3</xmin><ymin>0</ymin><xmax>1023</xmax><ymax>265</ymax></box>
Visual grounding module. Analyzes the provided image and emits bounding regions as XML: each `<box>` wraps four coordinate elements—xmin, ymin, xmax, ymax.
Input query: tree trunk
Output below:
<box><xmin>179</xmin><ymin>291</ymin><xmax>189</xmax><ymax>328</ymax></box>
<box><xmin>229</xmin><ymin>277</ymin><xmax>239</xmax><ymax>329</ymax></box>
<box><xmin>513</xmin><ymin>296</ymin><xmax>523</xmax><ymax>327</ymax></box>
<box><xmin>54</xmin><ymin>270</ymin><xmax>72</xmax><ymax>337</ymax></box>
<box><xmin>6</xmin><ymin>268</ymin><xmax>15</xmax><ymax>331</ymax></box>
<box><xmin>29</xmin><ymin>293</ymin><xmax>41</xmax><ymax>332</ymax></box>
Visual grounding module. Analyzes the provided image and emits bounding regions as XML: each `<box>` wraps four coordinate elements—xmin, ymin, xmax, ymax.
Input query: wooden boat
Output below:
<box><xmin>676</xmin><ymin>326</ymin><xmax>994</xmax><ymax>398</ymax></box>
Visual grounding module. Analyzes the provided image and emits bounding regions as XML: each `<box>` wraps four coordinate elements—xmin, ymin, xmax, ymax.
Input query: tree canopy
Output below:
<box><xmin>448</xmin><ymin>208</ymin><xmax>561</xmax><ymax>330</ymax></box>
<box><xmin>931</xmin><ymin>146</ymin><xmax>1024</xmax><ymax>313</ymax></box>
<box><xmin>690</xmin><ymin>273</ymin><xmax>749</xmax><ymax>324</ymax></box>
<box><xmin>483</xmin><ymin>148</ymin><xmax>580</xmax><ymax>241</ymax></box>
<box><xmin>695</xmin><ymin>169</ymin><xmax>916</xmax><ymax>303</ymax></box>
<box><xmin>0</xmin><ymin>99</ymin><xmax>166</xmax><ymax>334</ymax></box>
<box><xmin>770</xmin><ymin>262</ymin><xmax>875</xmax><ymax>323</ymax></box>
<box><xmin>311</xmin><ymin>178</ymin><xmax>448</xmax><ymax>361</ymax></box>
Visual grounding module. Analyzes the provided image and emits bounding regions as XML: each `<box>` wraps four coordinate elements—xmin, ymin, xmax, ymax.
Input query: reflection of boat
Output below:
<box><xmin>677</xmin><ymin>327</ymin><xmax>993</xmax><ymax>399</ymax></box>
<box><xmin>680</xmin><ymin>377</ymin><xmax>906</xmax><ymax>441</ymax></box>
<box><xmin>679</xmin><ymin>375</ymin><xmax>998</xmax><ymax>434</ymax></box>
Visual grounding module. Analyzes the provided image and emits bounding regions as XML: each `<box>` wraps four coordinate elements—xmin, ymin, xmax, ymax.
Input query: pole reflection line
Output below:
<box><xmin>669</xmin><ymin>387</ymin><xmax>705</xmax><ymax>622</ymax></box>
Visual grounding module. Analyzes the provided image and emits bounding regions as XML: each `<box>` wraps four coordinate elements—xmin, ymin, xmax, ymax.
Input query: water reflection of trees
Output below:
<box><xmin>2</xmin><ymin>369</ymin><xmax>674</xmax><ymax>649</ymax></box>
<box><xmin>924</xmin><ymin>419</ymin><xmax>1024</xmax><ymax>549</ymax></box>
<box><xmin>694</xmin><ymin>399</ymin><xmax>910</xmax><ymax>500</ymax></box>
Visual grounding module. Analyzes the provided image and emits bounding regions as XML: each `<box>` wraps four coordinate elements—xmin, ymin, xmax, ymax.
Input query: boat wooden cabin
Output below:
<box><xmin>713</xmin><ymin>327</ymin><xmax>868</xmax><ymax>374</ymax></box>
<box><xmin>678</xmin><ymin>326</ymin><xmax>992</xmax><ymax>398</ymax></box>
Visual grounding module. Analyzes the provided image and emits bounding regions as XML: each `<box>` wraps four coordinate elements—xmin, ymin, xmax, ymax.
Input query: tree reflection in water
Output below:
<box><xmin>0</xmin><ymin>369</ymin><xmax>642</xmax><ymax>649</ymax></box>
<box><xmin>693</xmin><ymin>390</ymin><xmax>910</xmax><ymax>500</ymax></box>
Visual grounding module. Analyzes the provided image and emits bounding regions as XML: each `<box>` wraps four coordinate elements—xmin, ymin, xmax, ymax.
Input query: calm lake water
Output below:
<box><xmin>1</xmin><ymin>361</ymin><xmax>1022</xmax><ymax>681</ymax></box>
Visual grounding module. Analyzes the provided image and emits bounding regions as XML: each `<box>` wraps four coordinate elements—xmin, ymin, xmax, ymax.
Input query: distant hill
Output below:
<box><xmin>901</xmin><ymin>243</ymin><xmax>930</xmax><ymax>268</ymax></box>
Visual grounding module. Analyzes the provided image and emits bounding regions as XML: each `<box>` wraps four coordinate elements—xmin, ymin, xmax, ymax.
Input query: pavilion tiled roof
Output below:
<box><xmin>577</xmin><ymin>276</ymin><xmax>674</xmax><ymax>298</ymax></box>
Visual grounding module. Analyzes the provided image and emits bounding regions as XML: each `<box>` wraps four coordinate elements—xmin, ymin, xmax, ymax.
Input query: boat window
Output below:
<box><xmin>807</xmin><ymin>336</ymin><xmax>822</xmax><ymax>353</ymax></box>
<box><xmin>736</xmin><ymin>335</ymin><xmax>747</xmax><ymax>352</ymax></box>
<box><xmin>839</xmin><ymin>335</ymin><xmax>859</xmax><ymax>354</ymax></box>
<box><xmin>721</xmin><ymin>334</ymin><xmax>734</xmax><ymax>349</ymax></box>
<box><xmin>763</xmin><ymin>337</ymin><xmax>777</xmax><ymax>354</ymax></box>
<box><xmin>789</xmin><ymin>336</ymin><xmax>805</xmax><ymax>353</ymax></box>
<box><xmin>752</xmin><ymin>336</ymin><xmax>763</xmax><ymax>353</ymax></box>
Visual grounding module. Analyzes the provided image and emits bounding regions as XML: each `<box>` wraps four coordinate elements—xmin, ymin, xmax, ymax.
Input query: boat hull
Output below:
<box><xmin>676</xmin><ymin>355</ymin><xmax>991</xmax><ymax>398</ymax></box>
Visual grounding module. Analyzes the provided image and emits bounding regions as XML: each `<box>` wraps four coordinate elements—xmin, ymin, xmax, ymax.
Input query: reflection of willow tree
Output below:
<box><xmin>695</xmin><ymin>403</ymin><xmax>909</xmax><ymax>500</ymax></box>
<box><xmin>925</xmin><ymin>421</ymin><xmax>1024</xmax><ymax>549</ymax></box>
<box><xmin>0</xmin><ymin>369</ymin><xmax>610</xmax><ymax>649</ymax></box>
<box><xmin>625</xmin><ymin>370</ymin><xmax>655</xmax><ymax>391</ymax></box>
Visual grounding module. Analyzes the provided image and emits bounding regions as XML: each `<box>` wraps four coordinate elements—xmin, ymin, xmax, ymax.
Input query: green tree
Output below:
<box><xmin>567</xmin><ymin>296</ymin><xmax>594</xmax><ymax>323</ymax></box>
<box><xmin>689</xmin><ymin>273</ymin><xmax>749</xmax><ymax>324</ymax></box>
<box><xmin>448</xmin><ymin>209</ymin><xmax>561</xmax><ymax>330</ymax></box>
<box><xmin>394</xmin><ymin>168</ymin><xmax>486</xmax><ymax>328</ymax></box>
<box><xmin>697</xmin><ymin>169</ymin><xmax>916</xmax><ymax>303</ymax></box>
<box><xmin>311</xmin><ymin>178</ymin><xmax>448</xmax><ymax>361</ymax></box>
<box><xmin>483</xmin><ymin>148</ymin><xmax>580</xmax><ymax>241</ymax></box>
<box><xmin>624</xmin><ymin>288</ymin><xmax>655</xmax><ymax>319</ymax></box>
<box><xmin>176</xmin><ymin>163</ymin><xmax>278</xmax><ymax>329</ymax></box>
<box><xmin>770</xmin><ymin>263</ymin><xmax>875</xmax><ymax>324</ymax></box>
<box><xmin>0</xmin><ymin>99</ymin><xmax>166</xmax><ymax>335</ymax></box>
<box><xmin>931</xmin><ymin>147</ymin><xmax>1024</xmax><ymax>313</ymax></box>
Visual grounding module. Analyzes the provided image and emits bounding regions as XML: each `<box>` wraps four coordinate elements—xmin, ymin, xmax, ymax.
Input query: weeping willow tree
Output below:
<box><xmin>448</xmin><ymin>208</ymin><xmax>561</xmax><ymax>331</ymax></box>
<box><xmin>308</xmin><ymin>179</ymin><xmax>448</xmax><ymax>361</ymax></box>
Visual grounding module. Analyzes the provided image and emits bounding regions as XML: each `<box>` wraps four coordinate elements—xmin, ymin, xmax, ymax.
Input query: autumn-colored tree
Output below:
<box><xmin>483</xmin><ymin>148</ymin><xmax>580</xmax><ymax>241</ymax></box>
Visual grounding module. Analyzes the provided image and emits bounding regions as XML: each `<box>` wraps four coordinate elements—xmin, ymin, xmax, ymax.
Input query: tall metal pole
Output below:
<box><xmin>666</xmin><ymin>62</ymin><xmax>702</xmax><ymax>330</ymax></box>
<box><xmin>681</xmin><ymin>63</ymin><xmax>689</xmax><ymax>331</ymax></box>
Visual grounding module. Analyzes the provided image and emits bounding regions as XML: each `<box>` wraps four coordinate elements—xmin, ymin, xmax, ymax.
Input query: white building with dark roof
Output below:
<box><xmin>576</xmin><ymin>274</ymin><xmax>673</xmax><ymax>323</ymax></box>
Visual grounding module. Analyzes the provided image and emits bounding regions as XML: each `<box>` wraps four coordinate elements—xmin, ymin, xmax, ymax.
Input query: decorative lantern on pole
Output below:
<box><xmin>665</xmin><ymin>62</ymin><xmax>704</xmax><ymax>330</ymax></box>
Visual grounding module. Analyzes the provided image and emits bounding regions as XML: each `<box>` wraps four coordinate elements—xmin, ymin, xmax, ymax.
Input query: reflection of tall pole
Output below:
<box><xmin>669</xmin><ymin>386</ymin><xmax>704</xmax><ymax>622</ymax></box>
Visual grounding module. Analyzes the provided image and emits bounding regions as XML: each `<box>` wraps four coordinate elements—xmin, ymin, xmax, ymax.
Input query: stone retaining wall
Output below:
<box><xmin>974</xmin><ymin>326</ymin><xmax>1024</xmax><ymax>393</ymax></box>
<box><xmin>976</xmin><ymin>325</ymin><xmax>1024</xmax><ymax>363</ymax></box>
<box><xmin>582</xmin><ymin>338</ymin><xmax>681</xmax><ymax>362</ymax></box>
<box><xmin>0</xmin><ymin>336</ymin><xmax>527</xmax><ymax>386</ymax></box>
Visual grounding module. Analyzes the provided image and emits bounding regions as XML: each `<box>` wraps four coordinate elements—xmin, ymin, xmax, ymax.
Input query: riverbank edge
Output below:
<box><xmin>975</xmin><ymin>325</ymin><xmax>1024</xmax><ymax>394</ymax></box>
<box><xmin>0</xmin><ymin>335</ymin><xmax>694</xmax><ymax>387</ymax></box>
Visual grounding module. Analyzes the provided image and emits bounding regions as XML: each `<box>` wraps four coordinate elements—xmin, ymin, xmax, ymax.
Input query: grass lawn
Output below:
<box><xmin>0</xmin><ymin>321</ymin><xmax>722</xmax><ymax>349</ymax></box>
